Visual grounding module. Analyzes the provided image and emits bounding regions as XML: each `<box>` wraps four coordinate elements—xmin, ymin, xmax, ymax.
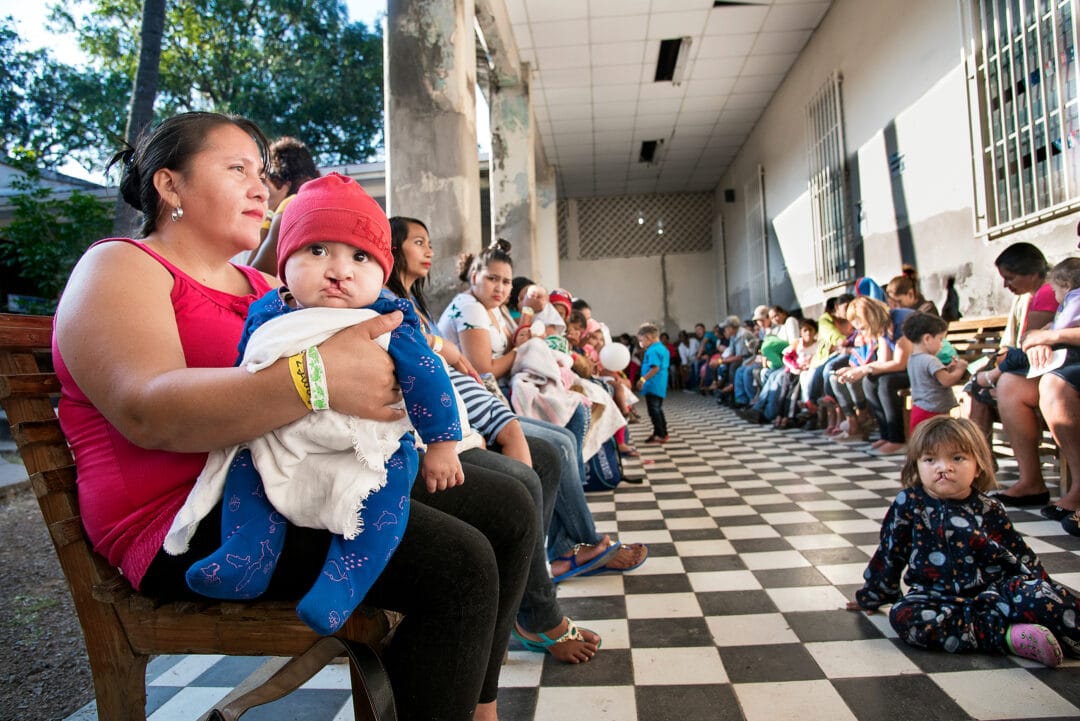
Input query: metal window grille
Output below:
<box><xmin>966</xmin><ymin>0</ymin><xmax>1080</xmax><ymax>233</ymax></box>
<box><xmin>557</xmin><ymin>199</ymin><xmax>569</xmax><ymax>259</ymax></box>
<box><xmin>560</xmin><ymin>192</ymin><xmax>714</xmax><ymax>260</ymax></box>
<box><xmin>805</xmin><ymin>71</ymin><xmax>852</xmax><ymax>288</ymax></box>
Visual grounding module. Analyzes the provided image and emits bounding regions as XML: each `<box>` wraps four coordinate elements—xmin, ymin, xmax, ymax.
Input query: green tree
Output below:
<box><xmin>0</xmin><ymin>18</ymin><xmax>129</xmax><ymax>173</ymax></box>
<box><xmin>51</xmin><ymin>0</ymin><xmax>384</xmax><ymax>165</ymax></box>
<box><xmin>0</xmin><ymin>151</ymin><xmax>113</xmax><ymax>310</ymax></box>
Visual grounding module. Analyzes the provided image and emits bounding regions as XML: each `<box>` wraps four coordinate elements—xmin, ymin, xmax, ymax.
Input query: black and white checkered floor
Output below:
<box><xmin>66</xmin><ymin>393</ymin><xmax>1080</xmax><ymax>720</ymax></box>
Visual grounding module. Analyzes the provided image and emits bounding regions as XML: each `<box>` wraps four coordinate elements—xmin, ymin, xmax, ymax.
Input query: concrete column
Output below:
<box><xmin>535</xmin><ymin>160</ymin><xmax>559</xmax><ymax>289</ymax></box>
<box><xmin>385</xmin><ymin>0</ymin><xmax>480</xmax><ymax>312</ymax></box>
<box><xmin>489</xmin><ymin>66</ymin><xmax>537</xmax><ymax>280</ymax></box>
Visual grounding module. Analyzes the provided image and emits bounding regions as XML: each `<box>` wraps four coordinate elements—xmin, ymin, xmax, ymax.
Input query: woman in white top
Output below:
<box><xmin>437</xmin><ymin>239</ymin><xmax>525</xmax><ymax>383</ymax></box>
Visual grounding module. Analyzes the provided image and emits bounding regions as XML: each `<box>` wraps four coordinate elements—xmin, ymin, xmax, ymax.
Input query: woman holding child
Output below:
<box><xmin>53</xmin><ymin>112</ymin><xmax>534</xmax><ymax>721</ymax></box>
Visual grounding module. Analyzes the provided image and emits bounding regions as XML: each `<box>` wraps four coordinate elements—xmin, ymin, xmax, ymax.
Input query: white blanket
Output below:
<box><xmin>510</xmin><ymin>338</ymin><xmax>581</xmax><ymax>428</ymax></box>
<box><xmin>164</xmin><ymin>307</ymin><xmax>477</xmax><ymax>555</ymax></box>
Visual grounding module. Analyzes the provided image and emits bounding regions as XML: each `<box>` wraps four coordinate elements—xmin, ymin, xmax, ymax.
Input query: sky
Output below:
<box><xmin>4</xmin><ymin>0</ymin><xmax>490</xmax><ymax>182</ymax></box>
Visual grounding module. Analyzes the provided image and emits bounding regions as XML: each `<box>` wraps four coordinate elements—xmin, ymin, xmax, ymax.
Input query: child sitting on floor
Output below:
<box><xmin>847</xmin><ymin>416</ymin><xmax>1080</xmax><ymax>666</ymax></box>
<box><xmin>902</xmin><ymin>312</ymin><xmax>969</xmax><ymax>431</ymax></box>
<box><xmin>165</xmin><ymin>173</ymin><xmax>463</xmax><ymax>634</ymax></box>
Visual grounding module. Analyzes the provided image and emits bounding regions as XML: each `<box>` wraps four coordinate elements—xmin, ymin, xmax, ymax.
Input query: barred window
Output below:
<box><xmin>805</xmin><ymin>71</ymin><xmax>852</xmax><ymax>288</ymax></box>
<box><xmin>966</xmin><ymin>0</ymin><xmax>1080</xmax><ymax>234</ymax></box>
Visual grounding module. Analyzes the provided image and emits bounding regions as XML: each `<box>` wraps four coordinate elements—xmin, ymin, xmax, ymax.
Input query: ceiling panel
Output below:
<box><xmin>505</xmin><ymin>0</ymin><xmax>833</xmax><ymax>197</ymax></box>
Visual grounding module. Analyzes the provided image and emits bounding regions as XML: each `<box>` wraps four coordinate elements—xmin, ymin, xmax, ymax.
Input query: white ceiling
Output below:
<box><xmin>503</xmin><ymin>0</ymin><xmax>833</xmax><ymax>197</ymax></box>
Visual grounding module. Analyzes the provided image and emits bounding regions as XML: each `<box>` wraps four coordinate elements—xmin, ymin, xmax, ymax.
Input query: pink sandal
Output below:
<box><xmin>1007</xmin><ymin>624</ymin><xmax>1063</xmax><ymax>667</ymax></box>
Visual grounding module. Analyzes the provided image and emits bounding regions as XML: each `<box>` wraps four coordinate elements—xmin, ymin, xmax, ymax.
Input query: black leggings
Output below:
<box><xmin>142</xmin><ymin>459</ymin><xmax>536</xmax><ymax>720</ymax></box>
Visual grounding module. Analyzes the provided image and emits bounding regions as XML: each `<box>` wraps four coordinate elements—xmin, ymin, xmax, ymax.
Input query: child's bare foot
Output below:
<box><xmin>512</xmin><ymin>618</ymin><xmax>600</xmax><ymax>663</ymax></box>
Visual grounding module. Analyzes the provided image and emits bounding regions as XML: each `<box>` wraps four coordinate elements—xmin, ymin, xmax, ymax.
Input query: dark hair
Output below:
<box><xmin>1050</xmin><ymin>257</ymin><xmax>1080</xmax><ymax>290</ymax></box>
<box><xmin>836</xmin><ymin>292</ymin><xmax>855</xmax><ymax>306</ymax></box>
<box><xmin>509</xmin><ymin>276</ymin><xmax>534</xmax><ymax>312</ymax></box>
<box><xmin>567</xmin><ymin>310</ymin><xmax>587</xmax><ymax>327</ymax></box>
<box><xmin>886</xmin><ymin>265</ymin><xmax>926</xmax><ymax>305</ymax></box>
<box><xmin>266</xmin><ymin>136</ymin><xmax>319</xmax><ymax>197</ymax></box>
<box><xmin>572</xmin><ymin>299</ymin><xmax>591</xmax><ymax>312</ymax></box>
<box><xmin>994</xmin><ymin>242</ymin><xmax>1049</xmax><ymax>277</ymax></box>
<box><xmin>901</xmin><ymin>416</ymin><xmax>997</xmax><ymax>492</ymax></box>
<box><xmin>109</xmin><ymin>112</ymin><xmax>269</xmax><ymax>238</ymax></box>
<box><xmin>457</xmin><ymin>239</ymin><xmax>512</xmax><ymax>283</ymax></box>
<box><xmin>387</xmin><ymin>216</ymin><xmax>431</xmax><ymax>318</ymax></box>
<box><xmin>799</xmin><ymin>317</ymin><xmax>818</xmax><ymax>333</ymax></box>
<box><xmin>901</xmin><ymin>311</ymin><xmax>948</xmax><ymax>342</ymax></box>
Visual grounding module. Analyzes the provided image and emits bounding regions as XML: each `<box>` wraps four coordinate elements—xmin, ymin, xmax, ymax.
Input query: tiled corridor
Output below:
<box><xmin>67</xmin><ymin>393</ymin><xmax>1080</xmax><ymax>720</ymax></box>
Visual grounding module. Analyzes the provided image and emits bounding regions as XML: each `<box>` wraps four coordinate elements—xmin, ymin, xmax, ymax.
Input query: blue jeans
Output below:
<box><xmin>735</xmin><ymin>362</ymin><xmax>763</xmax><ymax>405</ymax></box>
<box><xmin>518</xmin><ymin>413</ymin><xmax>604</xmax><ymax>561</ymax></box>
<box><xmin>752</xmin><ymin>368</ymin><xmax>788</xmax><ymax>420</ymax></box>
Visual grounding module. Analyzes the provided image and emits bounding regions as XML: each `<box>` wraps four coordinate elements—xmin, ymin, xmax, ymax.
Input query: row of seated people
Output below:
<box><xmin>686</xmin><ymin>249</ymin><xmax>1080</xmax><ymax>538</ymax></box>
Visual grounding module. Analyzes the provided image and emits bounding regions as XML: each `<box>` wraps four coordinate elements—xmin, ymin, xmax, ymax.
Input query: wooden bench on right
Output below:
<box><xmin>943</xmin><ymin>315</ymin><xmax>1069</xmax><ymax>496</ymax></box>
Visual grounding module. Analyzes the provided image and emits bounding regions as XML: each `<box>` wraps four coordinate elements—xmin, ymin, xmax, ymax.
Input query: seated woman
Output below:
<box><xmin>245</xmin><ymin>135</ymin><xmax>320</xmax><ymax>275</ymax></box>
<box><xmin>885</xmin><ymin>265</ymin><xmax>939</xmax><ymax>315</ymax></box>
<box><xmin>385</xmin><ymin>216</ymin><xmax>602</xmax><ymax>663</ymax></box>
<box><xmin>54</xmin><ymin>112</ymin><xmax>535</xmax><ymax>721</ymax></box>
<box><xmin>437</xmin><ymin>239</ymin><xmax>648</xmax><ymax>580</ymax></box>
<box><xmin>968</xmin><ymin>243</ymin><xmax>1058</xmax><ymax>510</ymax></box>
<box><xmin>835</xmin><ymin>295</ymin><xmax>914</xmax><ymax>455</ymax></box>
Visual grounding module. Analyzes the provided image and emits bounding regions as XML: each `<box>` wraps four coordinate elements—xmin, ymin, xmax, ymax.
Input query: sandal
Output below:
<box><xmin>550</xmin><ymin>541</ymin><xmax>622</xmax><ymax>583</ymax></box>
<box><xmin>619</xmin><ymin>444</ymin><xmax>640</xmax><ymax>458</ymax></box>
<box><xmin>1006</xmin><ymin>624</ymin><xmax>1063</xmax><ymax>667</ymax></box>
<box><xmin>581</xmin><ymin>542</ymin><xmax>648</xmax><ymax>577</ymax></box>
<box><xmin>511</xmin><ymin>617</ymin><xmax>600</xmax><ymax>663</ymax></box>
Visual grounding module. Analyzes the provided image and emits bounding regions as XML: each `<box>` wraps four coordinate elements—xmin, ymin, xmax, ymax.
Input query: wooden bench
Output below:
<box><xmin>0</xmin><ymin>313</ymin><xmax>399</xmax><ymax>721</ymax></box>
<box><xmin>898</xmin><ymin>314</ymin><xmax>1068</xmax><ymax>495</ymax></box>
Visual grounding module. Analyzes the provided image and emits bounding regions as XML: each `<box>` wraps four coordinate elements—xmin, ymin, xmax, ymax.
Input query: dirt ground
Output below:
<box><xmin>0</xmin><ymin>487</ymin><xmax>93</xmax><ymax>721</ymax></box>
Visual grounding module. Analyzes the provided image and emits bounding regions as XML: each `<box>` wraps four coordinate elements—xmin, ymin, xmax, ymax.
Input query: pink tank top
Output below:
<box><xmin>52</xmin><ymin>239</ymin><xmax>273</xmax><ymax>589</ymax></box>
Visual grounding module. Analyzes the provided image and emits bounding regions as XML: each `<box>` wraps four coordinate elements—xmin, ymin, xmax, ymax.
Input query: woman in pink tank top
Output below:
<box><xmin>52</xmin><ymin>112</ymin><xmax>533</xmax><ymax>721</ymax></box>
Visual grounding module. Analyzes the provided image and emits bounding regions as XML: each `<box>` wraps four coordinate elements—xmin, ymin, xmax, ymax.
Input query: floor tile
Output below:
<box><xmin>78</xmin><ymin>394</ymin><xmax>1080</xmax><ymax>721</ymax></box>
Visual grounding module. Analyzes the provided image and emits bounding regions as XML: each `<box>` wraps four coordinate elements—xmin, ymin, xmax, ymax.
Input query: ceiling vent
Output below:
<box><xmin>713</xmin><ymin>1</ymin><xmax>765</xmax><ymax>6</ymax></box>
<box><xmin>655</xmin><ymin>36</ymin><xmax>692</xmax><ymax>85</ymax></box>
<box><xmin>639</xmin><ymin>139</ymin><xmax>665</xmax><ymax>164</ymax></box>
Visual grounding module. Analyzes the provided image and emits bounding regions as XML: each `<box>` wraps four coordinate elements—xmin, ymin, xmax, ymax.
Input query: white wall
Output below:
<box><xmin>559</xmin><ymin>248</ymin><xmax>719</xmax><ymax>337</ymax></box>
<box><xmin>719</xmin><ymin>0</ymin><xmax>1079</xmax><ymax>320</ymax></box>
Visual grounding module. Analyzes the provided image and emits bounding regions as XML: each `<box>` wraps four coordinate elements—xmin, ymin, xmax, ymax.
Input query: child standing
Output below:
<box><xmin>635</xmin><ymin>323</ymin><xmax>670</xmax><ymax>443</ymax></box>
<box><xmin>165</xmin><ymin>173</ymin><xmax>463</xmax><ymax>634</ymax></box>
<box><xmin>848</xmin><ymin>416</ymin><xmax>1079</xmax><ymax>666</ymax></box>
<box><xmin>902</xmin><ymin>312</ymin><xmax>969</xmax><ymax>431</ymax></box>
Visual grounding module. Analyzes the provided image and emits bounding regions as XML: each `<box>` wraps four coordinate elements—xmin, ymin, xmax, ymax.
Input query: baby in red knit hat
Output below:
<box><xmin>168</xmin><ymin>173</ymin><xmax>463</xmax><ymax>635</ymax></box>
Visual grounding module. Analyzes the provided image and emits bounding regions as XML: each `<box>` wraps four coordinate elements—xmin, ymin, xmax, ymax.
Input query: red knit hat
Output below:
<box><xmin>277</xmin><ymin>172</ymin><xmax>392</xmax><ymax>284</ymax></box>
<box><xmin>548</xmin><ymin>288</ymin><xmax>572</xmax><ymax>315</ymax></box>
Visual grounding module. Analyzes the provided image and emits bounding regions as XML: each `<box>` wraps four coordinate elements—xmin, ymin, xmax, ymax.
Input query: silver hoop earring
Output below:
<box><xmin>170</xmin><ymin>205</ymin><xmax>184</xmax><ymax>222</ymax></box>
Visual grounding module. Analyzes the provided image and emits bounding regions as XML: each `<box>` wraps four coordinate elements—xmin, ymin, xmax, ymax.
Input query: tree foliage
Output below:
<box><xmin>0</xmin><ymin>151</ymin><xmax>112</xmax><ymax>309</ymax></box>
<box><xmin>50</xmin><ymin>0</ymin><xmax>385</xmax><ymax>166</ymax></box>
<box><xmin>0</xmin><ymin>19</ymin><xmax>129</xmax><ymax>172</ymax></box>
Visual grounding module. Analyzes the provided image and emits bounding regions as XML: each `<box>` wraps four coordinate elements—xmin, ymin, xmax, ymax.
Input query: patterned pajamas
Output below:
<box><xmin>856</xmin><ymin>486</ymin><xmax>1080</xmax><ymax>658</ymax></box>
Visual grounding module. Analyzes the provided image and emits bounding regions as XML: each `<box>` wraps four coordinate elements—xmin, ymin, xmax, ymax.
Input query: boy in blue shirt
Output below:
<box><xmin>636</xmin><ymin>323</ymin><xmax>670</xmax><ymax>443</ymax></box>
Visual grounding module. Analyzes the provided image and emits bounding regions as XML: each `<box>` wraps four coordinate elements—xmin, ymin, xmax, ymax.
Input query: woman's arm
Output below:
<box><xmin>246</xmin><ymin>211</ymin><xmax>282</xmax><ymax>276</ymax></box>
<box><xmin>55</xmin><ymin>242</ymin><xmax>404</xmax><ymax>453</ymax></box>
<box><xmin>458</xmin><ymin>328</ymin><xmax>517</xmax><ymax>378</ymax></box>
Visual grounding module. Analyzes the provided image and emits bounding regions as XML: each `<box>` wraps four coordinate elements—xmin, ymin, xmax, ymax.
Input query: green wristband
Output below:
<box><xmin>305</xmin><ymin>346</ymin><xmax>330</xmax><ymax>411</ymax></box>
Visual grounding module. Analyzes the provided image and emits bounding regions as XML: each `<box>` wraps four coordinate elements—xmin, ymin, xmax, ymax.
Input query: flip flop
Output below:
<box><xmin>580</xmin><ymin>542</ymin><xmax>649</xmax><ymax>577</ymax></box>
<box><xmin>550</xmin><ymin>541</ymin><xmax>622</xmax><ymax>583</ymax></box>
<box><xmin>511</xmin><ymin>617</ymin><xmax>601</xmax><ymax>659</ymax></box>
<box><xmin>619</xmin><ymin>446</ymin><xmax>640</xmax><ymax>458</ymax></box>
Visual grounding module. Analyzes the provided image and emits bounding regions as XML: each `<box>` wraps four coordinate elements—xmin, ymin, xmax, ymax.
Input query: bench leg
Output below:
<box><xmin>90</xmin><ymin>649</ymin><xmax>149</xmax><ymax>721</ymax></box>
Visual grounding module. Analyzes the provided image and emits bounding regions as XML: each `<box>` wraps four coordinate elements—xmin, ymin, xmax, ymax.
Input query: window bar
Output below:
<box><xmin>1018</xmin><ymin>2</ymin><xmax>1039</xmax><ymax>214</ymax></box>
<box><xmin>1032</xmin><ymin>1</ymin><xmax>1053</xmax><ymax>206</ymax></box>
<box><xmin>1005</xmin><ymin>1</ymin><xmax>1027</xmax><ymax>219</ymax></box>
<box><xmin>982</xmin><ymin>0</ymin><xmax>1007</xmax><ymax>225</ymax></box>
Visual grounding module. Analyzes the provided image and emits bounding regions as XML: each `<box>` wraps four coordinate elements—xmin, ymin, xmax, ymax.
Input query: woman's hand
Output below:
<box><xmin>421</xmin><ymin>441</ymin><xmax>465</xmax><ymax>493</ymax></box>
<box><xmin>319</xmin><ymin>312</ymin><xmax>407</xmax><ymax>422</ymax></box>
<box><xmin>837</xmin><ymin>365</ymin><xmax>869</xmax><ymax>384</ymax></box>
<box><xmin>1026</xmin><ymin>343</ymin><xmax>1055</xmax><ymax>370</ymax></box>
